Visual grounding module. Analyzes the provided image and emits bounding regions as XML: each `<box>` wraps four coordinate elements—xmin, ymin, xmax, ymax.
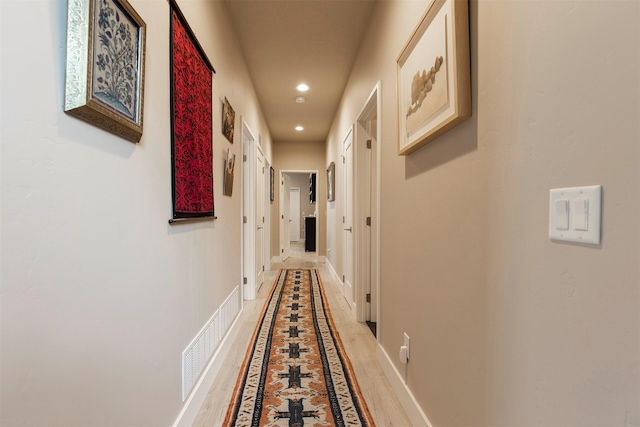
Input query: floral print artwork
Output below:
<box><xmin>92</xmin><ymin>0</ymin><xmax>140</xmax><ymax>121</ymax></box>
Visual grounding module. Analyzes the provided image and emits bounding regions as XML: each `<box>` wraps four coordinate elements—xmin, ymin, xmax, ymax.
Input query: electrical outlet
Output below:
<box><xmin>403</xmin><ymin>333</ymin><xmax>410</xmax><ymax>360</ymax></box>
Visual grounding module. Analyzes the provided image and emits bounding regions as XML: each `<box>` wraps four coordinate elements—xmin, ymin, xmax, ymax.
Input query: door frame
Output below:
<box><xmin>279</xmin><ymin>170</ymin><xmax>319</xmax><ymax>261</ymax></box>
<box><xmin>241</xmin><ymin>118</ymin><xmax>270</xmax><ymax>301</ymax></box>
<box><xmin>242</xmin><ymin>118</ymin><xmax>257</xmax><ymax>300</ymax></box>
<box><xmin>256</xmin><ymin>145</ymin><xmax>266</xmax><ymax>290</ymax></box>
<box><xmin>280</xmin><ymin>173</ymin><xmax>292</xmax><ymax>261</ymax></box>
<box><xmin>354</xmin><ymin>82</ymin><xmax>382</xmax><ymax>332</ymax></box>
<box><xmin>263</xmin><ymin>158</ymin><xmax>271</xmax><ymax>280</ymax></box>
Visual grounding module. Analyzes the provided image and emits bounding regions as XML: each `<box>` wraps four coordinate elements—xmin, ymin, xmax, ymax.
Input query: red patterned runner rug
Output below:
<box><xmin>223</xmin><ymin>269</ymin><xmax>375</xmax><ymax>426</ymax></box>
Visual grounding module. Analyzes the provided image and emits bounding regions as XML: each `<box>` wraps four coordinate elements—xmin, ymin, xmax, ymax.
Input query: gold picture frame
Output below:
<box><xmin>223</xmin><ymin>148</ymin><xmax>236</xmax><ymax>196</ymax></box>
<box><xmin>222</xmin><ymin>97</ymin><xmax>236</xmax><ymax>143</ymax></box>
<box><xmin>397</xmin><ymin>0</ymin><xmax>470</xmax><ymax>155</ymax></box>
<box><xmin>64</xmin><ymin>0</ymin><xmax>146</xmax><ymax>143</ymax></box>
<box><xmin>327</xmin><ymin>162</ymin><xmax>335</xmax><ymax>202</ymax></box>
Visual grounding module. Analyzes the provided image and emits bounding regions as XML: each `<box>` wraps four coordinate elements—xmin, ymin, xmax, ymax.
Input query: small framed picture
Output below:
<box><xmin>270</xmin><ymin>166</ymin><xmax>275</xmax><ymax>202</ymax></box>
<box><xmin>222</xmin><ymin>97</ymin><xmax>235</xmax><ymax>143</ymax></box>
<box><xmin>223</xmin><ymin>149</ymin><xmax>236</xmax><ymax>196</ymax></box>
<box><xmin>327</xmin><ymin>162</ymin><xmax>335</xmax><ymax>202</ymax></box>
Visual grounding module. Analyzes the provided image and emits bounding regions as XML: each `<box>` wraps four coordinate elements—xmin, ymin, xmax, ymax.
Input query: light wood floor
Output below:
<box><xmin>192</xmin><ymin>242</ymin><xmax>411</xmax><ymax>426</ymax></box>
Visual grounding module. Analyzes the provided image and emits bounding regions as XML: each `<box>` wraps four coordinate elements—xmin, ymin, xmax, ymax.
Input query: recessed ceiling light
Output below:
<box><xmin>295</xmin><ymin>126</ymin><xmax>304</xmax><ymax>131</ymax></box>
<box><xmin>294</xmin><ymin>96</ymin><xmax>306</xmax><ymax>103</ymax></box>
<box><xmin>296</xmin><ymin>83</ymin><xmax>309</xmax><ymax>92</ymax></box>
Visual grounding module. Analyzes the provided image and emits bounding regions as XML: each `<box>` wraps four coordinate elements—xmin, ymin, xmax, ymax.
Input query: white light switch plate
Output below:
<box><xmin>549</xmin><ymin>185</ymin><xmax>602</xmax><ymax>244</ymax></box>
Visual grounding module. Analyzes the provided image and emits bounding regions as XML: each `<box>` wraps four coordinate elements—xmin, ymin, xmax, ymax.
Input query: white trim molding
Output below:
<box><xmin>326</xmin><ymin>258</ymin><xmax>342</xmax><ymax>287</ymax></box>
<box><xmin>172</xmin><ymin>302</ymin><xmax>244</xmax><ymax>427</ymax></box>
<box><xmin>377</xmin><ymin>344</ymin><xmax>432</xmax><ymax>427</ymax></box>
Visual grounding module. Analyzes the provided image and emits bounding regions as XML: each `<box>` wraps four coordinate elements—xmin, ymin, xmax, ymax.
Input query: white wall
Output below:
<box><xmin>0</xmin><ymin>0</ymin><xmax>271</xmax><ymax>425</ymax></box>
<box><xmin>327</xmin><ymin>0</ymin><xmax>639</xmax><ymax>425</ymax></box>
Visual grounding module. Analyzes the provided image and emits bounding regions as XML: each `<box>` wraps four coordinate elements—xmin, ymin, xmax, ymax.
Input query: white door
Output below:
<box><xmin>289</xmin><ymin>188</ymin><xmax>301</xmax><ymax>242</ymax></box>
<box><xmin>367</xmin><ymin>136</ymin><xmax>376</xmax><ymax>322</ymax></box>
<box><xmin>357</xmin><ymin>114</ymin><xmax>374</xmax><ymax>323</ymax></box>
<box><xmin>264</xmin><ymin>161</ymin><xmax>271</xmax><ymax>275</ymax></box>
<box><xmin>242</xmin><ymin>121</ymin><xmax>257</xmax><ymax>300</ymax></box>
<box><xmin>355</xmin><ymin>83</ymin><xmax>381</xmax><ymax>324</ymax></box>
<box><xmin>343</xmin><ymin>128</ymin><xmax>355</xmax><ymax>310</ymax></box>
<box><xmin>243</xmin><ymin>138</ymin><xmax>252</xmax><ymax>299</ymax></box>
<box><xmin>361</xmin><ymin>136</ymin><xmax>373</xmax><ymax>322</ymax></box>
<box><xmin>281</xmin><ymin>174</ymin><xmax>292</xmax><ymax>260</ymax></box>
<box><xmin>256</xmin><ymin>150</ymin><xmax>265</xmax><ymax>288</ymax></box>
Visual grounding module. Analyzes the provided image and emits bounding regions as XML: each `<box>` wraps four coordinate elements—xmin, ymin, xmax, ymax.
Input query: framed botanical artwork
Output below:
<box><xmin>327</xmin><ymin>162</ymin><xmax>335</xmax><ymax>202</ymax></box>
<box><xmin>170</xmin><ymin>0</ymin><xmax>216</xmax><ymax>220</ymax></box>
<box><xmin>222</xmin><ymin>97</ymin><xmax>235</xmax><ymax>143</ymax></box>
<box><xmin>270</xmin><ymin>166</ymin><xmax>275</xmax><ymax>202</ymax></box>
<box><xmin>223</xmin><ymin>149</ymin><xmax>236</xmax><ymax>196</ymax></box>
<box><xmin>64</xmin><ymin>0</ymin><xmax>146</xmax><ymax>143</ymax></box>
<box><xmin>397</xmin><ymin>0</ymin><xmax>471</xmax><ymax>155</ymax></box>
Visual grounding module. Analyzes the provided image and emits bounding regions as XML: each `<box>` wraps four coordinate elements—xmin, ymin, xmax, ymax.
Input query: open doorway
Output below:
<box><xmin>280</xmin><ymin>170</ymin><xmax>318</xmax><ymax>262</ymax></box>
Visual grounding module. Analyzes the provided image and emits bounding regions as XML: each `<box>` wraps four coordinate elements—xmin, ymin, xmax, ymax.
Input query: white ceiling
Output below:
<box><xmin>224</xmin><ymin>0</ymin><xmax>377</xmax><ymax>143</ymax></box>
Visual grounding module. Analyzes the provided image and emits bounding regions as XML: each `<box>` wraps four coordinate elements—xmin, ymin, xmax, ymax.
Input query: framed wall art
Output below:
<box><xmin>170</xmin><ymin>0</ymin><xmax>216</xmax><ymax>221</ymax></box>
<box><xmin>327</xmin><ymin>162</ymin><xmax>335</xmax><ymax>202</ymax></box>
<box><xmin>222</xmin><ymin>97</ymin><xmax>235</xmax><ymax>143</ymax></box>
<box><xmin>64</xmin><ymin>0</ymin><xmax>146</xmax><ymax>143</ymax></box>
<box><xmin>270</xmin><ymin>166</ymin><xmax>275</xmax><ymax>202</ymax></box>
<box><xmin>309</xmin><ymin>173</ymin><xmax>316</xmax><ymax>204</ymax></box>
<box><xmin>223</xmin><ymin>149</ymin><xmax>236</xmax><ymax>196</ymax></box>
<box><xmin>397</xmin><ymin>0</ymin><xmax>471</xmax><ymax>155</ymax></box>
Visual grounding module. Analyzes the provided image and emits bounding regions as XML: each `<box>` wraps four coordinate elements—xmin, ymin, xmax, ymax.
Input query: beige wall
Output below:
<box><xmin>0</xmin><ymin>0</ymin><xmax>271</xmax><ymax>425</ymax></box>
<box><xmin>327</xmin><ymin>0</ymin><xmax>639</xmax><ymax>425</ymax></box>
<box><xmin>271</xmin><ymin>141</ymin><xmax>326</xmax><ymax>258</ymax></box>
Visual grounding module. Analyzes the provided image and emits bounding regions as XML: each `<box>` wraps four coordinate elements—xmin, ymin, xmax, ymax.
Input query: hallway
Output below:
<box><xmin>192</xmin><ymin>242</ymin><xmax>411</xmax><ymax>426</ymax></box>
<box><xmin>2</xmin><ymin>1</ymin><xmax>638</xmax><ymax>425</ymax></box>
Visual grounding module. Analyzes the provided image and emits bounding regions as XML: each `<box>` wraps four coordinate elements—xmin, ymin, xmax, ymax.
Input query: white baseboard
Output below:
<box><xmin>172</xmin><ymin>308</ymin><xmax>244</xmax><ymax>427</ymax></box>
<box><xmin>377</xmin><ymin>344</ymin><xmax>432</xmax><ymax>427</ymax></box>
<box><xmin>327</xmin><ymin>258</ymin><xmax>344</xmax><ymax>289</ymax></box>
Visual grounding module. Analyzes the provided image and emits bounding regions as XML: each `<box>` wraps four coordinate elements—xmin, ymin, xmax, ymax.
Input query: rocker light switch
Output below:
<box><xmin>572</xmin><ymin>199</ymin><xmax>589</xmax><ymax>231</ymax></box>
<box><xmin>549</xmin><ymin>186</ymin><xmax>601</xmax><ymax>245</ymax></box>
<box><xmin>555</xmin><ymin>200</ymin><xmax>569</xmax><ymax>230</ymax></box>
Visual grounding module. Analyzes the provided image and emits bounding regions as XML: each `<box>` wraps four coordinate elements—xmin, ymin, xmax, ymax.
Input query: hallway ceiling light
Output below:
<box><xmin>296</xmin><ymin>83</ymin><xmax>309</xmax><ymax>92</ymax></box>
<box><xmin>295</xmin><ymin>126</ymin><xmax>304</xmax><ymax>131</ymax></box>
<box><xmin>294</xmin><ymin>96</ymin><xmax>306</xmax><ymax>103</ymax></box>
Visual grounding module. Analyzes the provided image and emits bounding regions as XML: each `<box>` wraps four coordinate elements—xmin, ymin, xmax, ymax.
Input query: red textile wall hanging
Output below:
<box><xmin>170</xmin><ymin>0</ymin><xmax>216</xmax><ymax>220</ymax></box>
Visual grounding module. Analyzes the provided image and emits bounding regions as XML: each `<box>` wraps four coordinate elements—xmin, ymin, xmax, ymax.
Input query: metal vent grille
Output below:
<box><xmin>182</xmin><ymin>286</ymin><xmax>240</xmax><ymax>401</ymax></box>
